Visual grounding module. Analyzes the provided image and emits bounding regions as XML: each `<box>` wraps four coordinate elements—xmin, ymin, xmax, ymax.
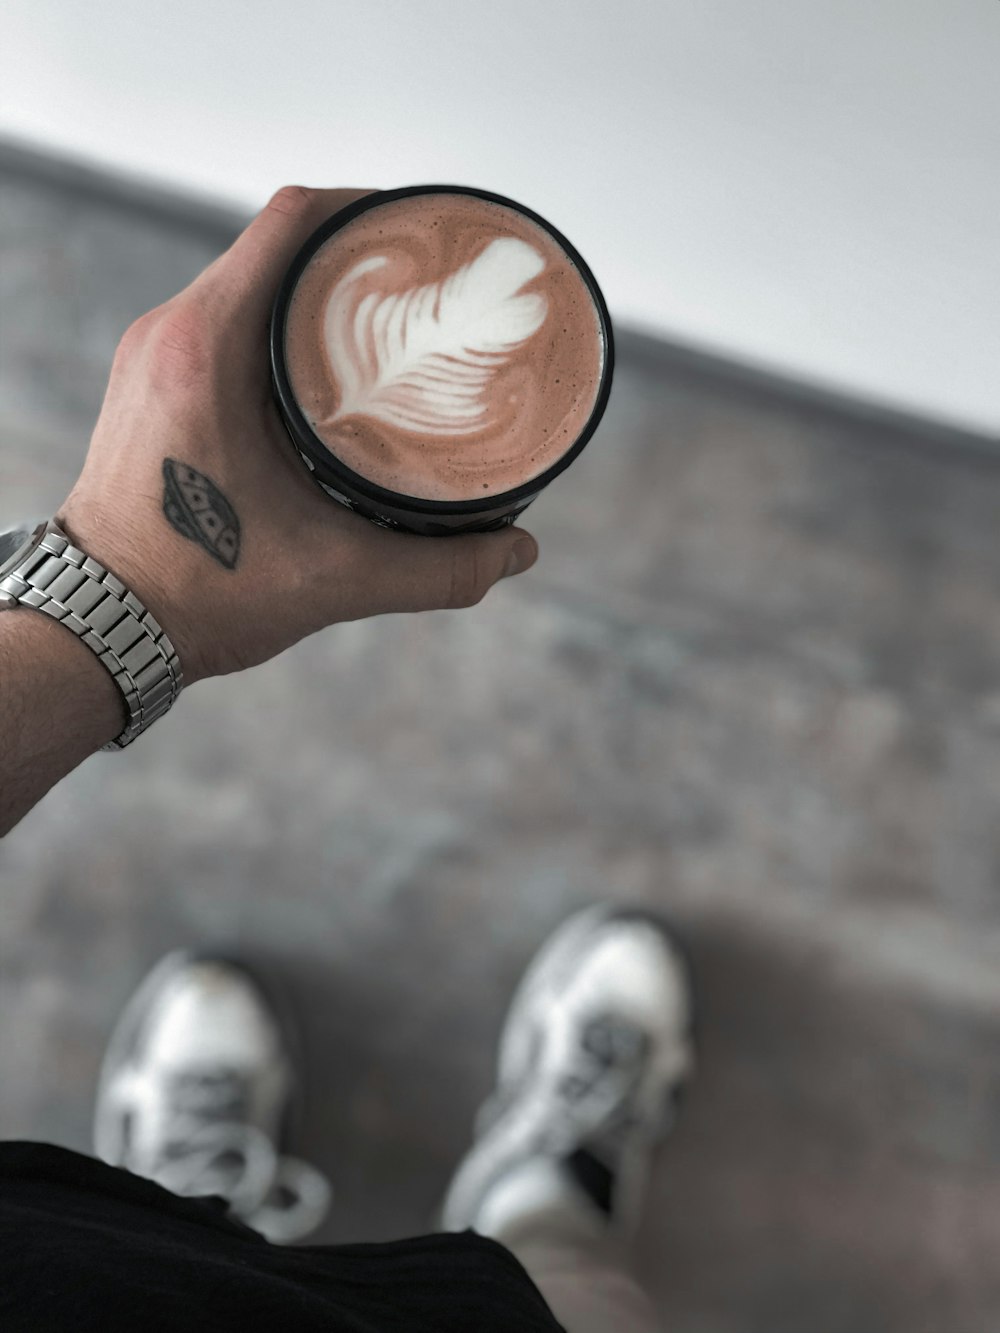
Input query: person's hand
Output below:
<box><xmin>53</xmin><ymin>185</ymin><xmax>539</xmax><ymax>687</ymax></box>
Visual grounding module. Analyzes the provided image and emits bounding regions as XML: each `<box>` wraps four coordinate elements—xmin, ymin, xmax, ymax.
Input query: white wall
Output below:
<box><xmin>2</xmin><ymin>0</ymin><xmax>998</xmax><ymax>435</ymax></box>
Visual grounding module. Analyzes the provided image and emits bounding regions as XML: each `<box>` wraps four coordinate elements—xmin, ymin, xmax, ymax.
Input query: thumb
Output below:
<box><xmin>441</xmin><ymin>530</ymin><xmax>539</xmax><ymax>609</ymax></box>
<box><xmin>380</xmin><ymin>528</ymin><xmax>539</xmax><ymax>613</ymax></box>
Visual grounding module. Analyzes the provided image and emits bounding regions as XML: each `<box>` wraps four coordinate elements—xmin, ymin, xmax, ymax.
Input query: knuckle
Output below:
<box><xmin>146</xmin><ymin>302</ymin><xmax>213</xmax><ymax>390</ymax></box>
<box><xmin>266</xmin><ymin>184</ymin><xmax>316</xmax><ymax>218</ymax></box>
<box><xmin>115</xmin><ymin>308</ymin><xmax>156</xmax><ymax>363</ymax></box>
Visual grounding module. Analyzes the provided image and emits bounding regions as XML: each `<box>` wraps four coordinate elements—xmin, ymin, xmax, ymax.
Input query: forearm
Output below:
<box><xmin>0</xmin><ymin>608</ymin><xmax>126</xmax><ymax>837</ymax></box>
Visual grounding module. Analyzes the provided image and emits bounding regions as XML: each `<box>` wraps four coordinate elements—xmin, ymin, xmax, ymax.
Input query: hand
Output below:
<box><xmin>54</xmin><ymin>185</ymin><xmax>539</xmax><ymax>688</ymax></box>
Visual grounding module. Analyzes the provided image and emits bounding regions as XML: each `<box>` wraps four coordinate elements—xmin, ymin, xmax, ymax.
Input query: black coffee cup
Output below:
<box><xmin>270</xmin><ymin>184</ymin><xmax>614</xmax><ymax>536</ymax></box>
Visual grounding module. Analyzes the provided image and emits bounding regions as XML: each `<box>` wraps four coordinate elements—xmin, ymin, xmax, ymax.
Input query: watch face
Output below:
<box><xmin>0</xmin><ymin>522</ymin><xmax>44</xmax><ymax>581</ymax></box>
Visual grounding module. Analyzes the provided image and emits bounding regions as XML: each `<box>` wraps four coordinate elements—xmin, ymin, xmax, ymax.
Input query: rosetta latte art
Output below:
<box><xmin>319</xmin><ymin>238</ymin><xmax>549</xmax><ymax>437</ymax></box>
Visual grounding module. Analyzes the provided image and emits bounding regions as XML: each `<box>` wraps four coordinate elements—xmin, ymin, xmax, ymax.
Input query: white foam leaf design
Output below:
<box><xmin>320</xmin><ymin>237</ymin><xmax>548</xmax><ymax>436</ymax></box>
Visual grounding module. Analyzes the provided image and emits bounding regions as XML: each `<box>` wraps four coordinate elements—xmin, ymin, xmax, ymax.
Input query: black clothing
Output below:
<box><xmin>0</xmin><ymin>1142</ymin><xmax>563</xmax><ymax>1332</ymax></box>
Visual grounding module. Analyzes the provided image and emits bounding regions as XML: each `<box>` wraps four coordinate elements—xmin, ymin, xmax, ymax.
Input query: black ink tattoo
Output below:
<box><xmin>161</xmin><ymin>458</ymin><xmax>241</xmax><ymax>570</ymax></box>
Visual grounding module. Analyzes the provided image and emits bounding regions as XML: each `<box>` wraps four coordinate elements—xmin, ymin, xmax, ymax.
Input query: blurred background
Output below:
<box><xmin>2</xmin><ymin>2</ymin><xmax>1000</xmax><ymax>1329</ymax></box>
<box><xmin>3</xmin><ymin>0</ymin><xmax>1000</xmax><ymax>432</ymax></box>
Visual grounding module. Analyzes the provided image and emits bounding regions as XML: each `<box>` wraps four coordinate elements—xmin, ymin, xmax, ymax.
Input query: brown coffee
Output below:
<box><xmin>283</xmin><ymin>191</ymin><xmax>606</xmax><ymax>502</ymax></box>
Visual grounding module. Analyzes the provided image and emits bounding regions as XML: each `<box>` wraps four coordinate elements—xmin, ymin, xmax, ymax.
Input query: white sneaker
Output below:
<box><xmin>441</xmin><ymin>905</ymin><xmax>696</xmax><ymax>1240</ymax></box>
<box><xmin>93</xmin><ymin>949</ymin><xmax>331</xmax><ymax>1245</ymax></box>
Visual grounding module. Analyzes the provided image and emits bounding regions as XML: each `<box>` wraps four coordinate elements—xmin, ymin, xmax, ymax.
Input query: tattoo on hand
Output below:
<box><xmin>161</xmin><ymin>458</ymin><xmax>241</xmax><ymax>571</ymax></box>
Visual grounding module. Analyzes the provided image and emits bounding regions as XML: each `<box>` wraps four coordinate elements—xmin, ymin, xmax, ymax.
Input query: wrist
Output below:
<box><xmin>0</xmin><ymin>605</ymin><xmax>128</xmax><ymax>834</ymax></box>
<box><xmin>54</xmin><ymin>501</ymin><xmax>204</xmax><ymax>689</ymax></box>
<box><xmin>2</xmin><ymin>606</ymin><xmax>127</xmax><ymax>755</ymax></box>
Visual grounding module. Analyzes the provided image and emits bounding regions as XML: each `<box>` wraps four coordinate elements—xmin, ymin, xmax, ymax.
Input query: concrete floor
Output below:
<box><xmin>2</xmin><ymin>141</ymin><xmax>1000</xmax><ymax>1333</ymax></box>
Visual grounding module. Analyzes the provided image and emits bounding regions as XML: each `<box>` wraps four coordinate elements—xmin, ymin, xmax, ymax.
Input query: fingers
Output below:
<box><xmin>361</xmin><ymin>527</ymin><xmax>540</xmax><ymax>616</ymax></box>
<box><xmin>194</xmin><ymin>185</ymin><xmax>379</xmax><ymax>326</ymax></box>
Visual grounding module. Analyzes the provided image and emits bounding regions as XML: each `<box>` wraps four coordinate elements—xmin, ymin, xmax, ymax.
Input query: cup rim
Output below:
<box><xmin>269</xmin><ymin>183</ymin><xmax>615</xmax><ymax>515</ymax></box>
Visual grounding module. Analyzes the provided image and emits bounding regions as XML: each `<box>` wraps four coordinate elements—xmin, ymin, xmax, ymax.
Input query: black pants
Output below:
<box><xmin>0</xmin><ymin>1142</ymin><xmax>564</xmax><ymax>1332</ymax></box>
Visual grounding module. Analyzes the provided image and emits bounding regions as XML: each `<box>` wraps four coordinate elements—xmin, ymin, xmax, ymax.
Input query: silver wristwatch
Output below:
<box><xmin>0</xmin><ymin>517</ymin><xmax>183</xmax><ymax>751</ymax></box>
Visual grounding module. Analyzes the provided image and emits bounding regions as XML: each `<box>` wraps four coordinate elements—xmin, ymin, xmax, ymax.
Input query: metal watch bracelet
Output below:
<box><xmin>0</xmin><ymin>519</ymin><xmax>183</xmax><ymax>751</ymax></box>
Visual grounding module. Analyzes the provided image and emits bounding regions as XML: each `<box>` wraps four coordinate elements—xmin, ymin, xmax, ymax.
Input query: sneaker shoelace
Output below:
<box><xmin>128</xmin><ymin>1068</ymin><xmax>332</xmax><ymax>1245</ymax></box>
<box><xmin>477</xmin><ymin>1011</ymin><xmax>667</xmax><ymax>1173</ymax></box>
<box><xmin>447</xmin><ymin>1013</ymin><xmax>665</xmax><ymax>1233</ymax></box>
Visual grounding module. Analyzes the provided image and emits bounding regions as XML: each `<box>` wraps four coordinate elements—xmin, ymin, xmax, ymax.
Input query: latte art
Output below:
<box><xmin>283</xmin><ymin>190</ymin><xmax>606</xmax><ymax>502</ymax></box>
<box><xmin>321</xmin><ymin>238</ymin><xmax>548</xmax><ymax>437</ymax></box>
